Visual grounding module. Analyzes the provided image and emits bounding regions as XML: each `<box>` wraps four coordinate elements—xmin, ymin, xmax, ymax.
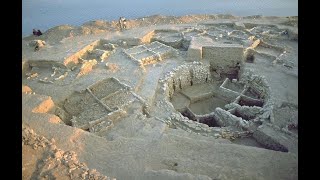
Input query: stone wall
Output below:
<box><xmin>202</xmin><ymin>44</ymin><xmax>244</xmax><ymax>75</ymax></box>
<box><xmin>64</xmin><ymin>40</ymin><xmax>100</xmax><ymax>68</ymax></box>
<box><xmin>158</xmin><ymin>62</ymin><xmax>211</xmax><ymax>99</ymax></box>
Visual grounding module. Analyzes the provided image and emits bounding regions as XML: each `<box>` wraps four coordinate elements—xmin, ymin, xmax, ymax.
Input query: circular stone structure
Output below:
<box><xmin>158</xmin><ymin>62</ymin><xmax>274</xmax><ymax>143</ymax></box>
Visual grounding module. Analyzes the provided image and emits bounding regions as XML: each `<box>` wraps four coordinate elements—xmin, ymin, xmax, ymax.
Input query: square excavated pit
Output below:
<box><xmin>63</xmin><ymin>90</ymin><xmax>112</xmax><ymax>128</ymax></box>
<box><xmin>132</xmin><ymin>50</ymin><xmax>155</xmax><ymax>60</ymax></box>
<box><xmin>88</xmin><ymin>78</ymin><xmax>127</xmax><ymax>99</ymax></box>
<box><xmin>63</xmin><ymin>77</ymin><xmax>136</xmax><ymax>131</ymax></box>
<box><xmin>64</xmin><ymin>91</ymin><xmax>98</xmax><ymax>116</ymax></box>
<box><xmin>100</xmin><ymin>90</ymin><xmax>136</xmax><ymax>110</ymax></box>
<box><xmin>124</xmin><ymin>41</ymin><xmax>177</xmax><ymax>65</ymax></box>
<box><xmin>125</xmin><ymin>45</ymin><xmax>147</xmax><ymax>54</ymax></box>
<box><xmin>152</xmin><ymin>38</ymin><xmax>183</xmax><ymax>49</ymax></box>
<box><xmin>71</xmin><ymin>102</ymin><xmax>109</xmax><ymax>128</ymax></box>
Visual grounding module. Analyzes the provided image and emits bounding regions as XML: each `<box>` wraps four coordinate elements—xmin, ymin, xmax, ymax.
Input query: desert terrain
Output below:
<box><xmin>22</xmin><ymin>14</ymin><xmax>298</xmax><ymax>180</ymax></box>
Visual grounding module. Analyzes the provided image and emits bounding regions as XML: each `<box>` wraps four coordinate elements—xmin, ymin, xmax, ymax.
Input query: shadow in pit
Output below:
<box><xmin>180</xmin><ymin>107</ymin><xmax>221</xmax><ymax>127</ymax></box>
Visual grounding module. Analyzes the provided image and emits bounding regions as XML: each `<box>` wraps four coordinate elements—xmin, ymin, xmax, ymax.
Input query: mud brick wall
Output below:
<box><xmin>202</xmin><ymin>44</ymin><xmax>244</xmax><ymax>71</ymax></box>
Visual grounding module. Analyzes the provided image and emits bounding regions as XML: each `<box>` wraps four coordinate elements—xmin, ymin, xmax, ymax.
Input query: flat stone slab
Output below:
<box><xmin>171</xmin><ymin>93</ymin><xmax>190</xmax><ymax>112</ymax></box>
<box><xmin>180</xmin><ymin>83</ymin><xmax>217</xmax><ymax>103</ymax></box>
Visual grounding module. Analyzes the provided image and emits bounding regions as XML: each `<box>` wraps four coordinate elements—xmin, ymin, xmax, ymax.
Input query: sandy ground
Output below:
<box><xmin>22</xmin><ymin>14</ymin><xmax>298</xmax><ymax>180</ymax></box>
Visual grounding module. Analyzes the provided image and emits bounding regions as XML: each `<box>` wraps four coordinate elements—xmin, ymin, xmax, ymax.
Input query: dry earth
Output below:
<box><xmin>22</xmin><ymin>14</ymin><xmax>298</xmax><ymax>180</ymax></box>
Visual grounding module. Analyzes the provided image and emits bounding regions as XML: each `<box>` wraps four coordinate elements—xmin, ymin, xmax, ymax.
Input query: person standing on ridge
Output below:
<box><xmin>118</xmin><ymin>17</ymin><xmax>127</xmax><ymax>31</ymax></box>
<box><xmin>33</xmin><ymin>29</ymin><xmax>37</xmax><ymax>36</ymax></box>
<box><xmin>37</xmin><ymin>30</ymin><xmax>42</xmax><ymax>36</ymax></box>
<box><xmin>119</xmin><ymin>17</ymin><xmax>123</xmax><ymax>30</ymax></box>
<box><xmin>32</xmin><ymin>29</ymin><xmax>43</xmax><ymax>36</ymax></box>
<box><xmin>122</xmin><ymin>17</ymin><xmax>127</xmax><ymax>29</ymax></box>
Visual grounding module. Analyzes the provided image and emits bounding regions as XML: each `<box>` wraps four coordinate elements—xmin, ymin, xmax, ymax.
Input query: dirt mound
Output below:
<box><xmin>80</xmin><ymin>20</ymin><xmax>117</xmax><ymax>34</ymax></box>
<box><xmin>22</xmin><ymin>125</ymin><xmax>115</xmax><ymax>180</ymax></box>
<box><xmin>22</xmin><ymin>14</ymin><xmax>297</xmax><ymax>44</ymax></box>
<box><xmin>23</xmin><ymin>14</ymin><xmax>237</xmax><ymax>43</ymax></box>
<box><xmin>45</xmin><ymin>25</ymin><xmax>83</xmax><ymax>43</ymax></box>
<box><xmin>127</xmin><ymin>14</ymin><xmax>225</xmax><ymax>28</ymax></box>
<box><xmin>23</xmin><ymin>25</ymin><xmax>76</xmax><ymax>43</ymax></box>
<box><xmin>82</xmin><ymin>20</ymin><xmax>112</xmax><ymax>28</ymax></box>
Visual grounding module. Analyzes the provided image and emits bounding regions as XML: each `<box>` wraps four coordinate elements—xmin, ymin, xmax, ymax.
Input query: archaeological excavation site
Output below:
<box><xmin>22</xmin><ymin>15</ymin><xmax>298</xmax><ymax>180</ymax></box>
